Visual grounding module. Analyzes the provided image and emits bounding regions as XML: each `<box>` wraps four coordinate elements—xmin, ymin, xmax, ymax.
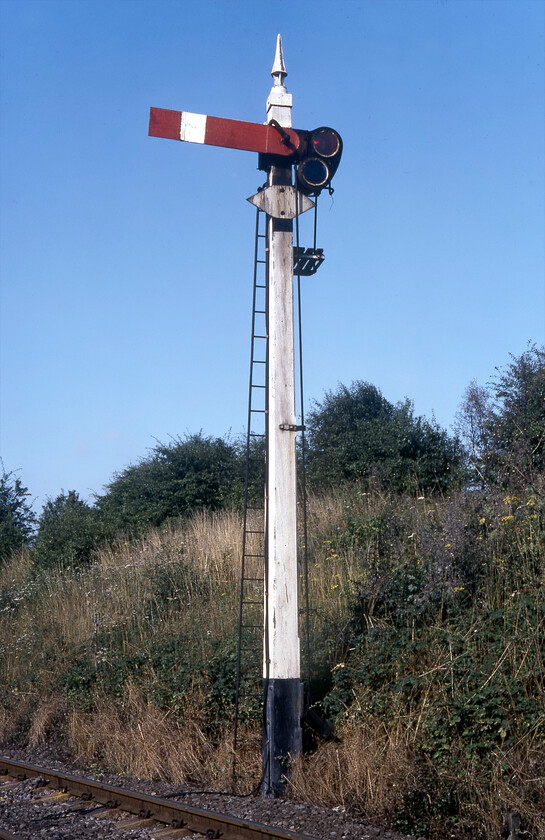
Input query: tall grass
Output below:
<box><xmin>0</xmin><ymin>488</ymin><xmax>543</xmax><ymax>838</ymax></box>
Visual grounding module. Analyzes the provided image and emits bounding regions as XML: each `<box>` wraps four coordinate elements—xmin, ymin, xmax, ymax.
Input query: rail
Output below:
<box><xmin>0</xmin><ymin>757</ymin><xmax>316</xmax><ymax>840</ymax></box>
<box><xmin>0</xmin><ymin>829</ymin><xmax>26</xmax><ymax>840</ymax></box>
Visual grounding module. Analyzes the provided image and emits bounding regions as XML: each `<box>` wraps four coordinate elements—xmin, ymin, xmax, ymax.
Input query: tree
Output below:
<box><xmin>455</xmin><ymin>380</ymin><xmax>492</xmax><ymax>484</ymax></box>
<box><xmin>457</xmin><ymin>344</ymin><xmax>545</xmax><ymax>488</ymax></box>
<box><xmin>33</xmin><ymin>491</ymin><xmax>102</xmax><ymax>570</ymax></box>
<box><xmin>97</xmin><ymin>432</ymin><xmax>240</xmax><ymax>536</ymax></box>
<box><xmin>305</xmin><ymin>381</ymin><xmax>463</xmax><ymax>493</ymax></box>
<box><xmin>0</xmin><ymin>465</ymin><xmax>35</xmax><ymax>563</ymax></box>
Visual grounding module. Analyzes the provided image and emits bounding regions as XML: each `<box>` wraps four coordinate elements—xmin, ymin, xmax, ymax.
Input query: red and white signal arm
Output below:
<box><xmin>149</xmin><ymin>107</ymin><xmax>301</xmax><ymax>157</ymax></box>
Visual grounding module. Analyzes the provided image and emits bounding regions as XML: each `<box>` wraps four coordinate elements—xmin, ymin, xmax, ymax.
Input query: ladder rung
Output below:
<box><xmin>251</xmin><ymin>384</ymin><xmax>266</xmax><ymax>389</ymax></box>
<box><xmin>244</xmin><ymin>553</ymin><xmax>265</xmax><ymax>558</ymax></box>
<box><xmin>243</xmin><ymin>576</ymin><xmax>264</xmax><ymax>581</ymax></box>
<box><xmin>242</xmin><ymin>601</ymin><xmax>262</xmax><ymax>605</ymax></box>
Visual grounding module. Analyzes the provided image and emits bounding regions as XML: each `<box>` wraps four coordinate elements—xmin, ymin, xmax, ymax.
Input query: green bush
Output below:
<box><xmin>457</xmin><ymin>344</ymin><xmax>545</xmax><ymax>489</ymax></box>
<box><xmin>0</xmin><ymin>465</ymin><xmax>35</xmax><ymax>563</ymax></box>
<box><xmin>33</xmin><ymin>491</ymin><xmax>103</xmax><ymax>570</ymax></box>
<box><xmin>97</xmin><ymin>433</ymin><xmax>241</xmax><ymax>536</ymax></box>
<box><xmin>305</xmin><ymin>381</ymin><xmax>464</xmax><ymax>493</ymax></box>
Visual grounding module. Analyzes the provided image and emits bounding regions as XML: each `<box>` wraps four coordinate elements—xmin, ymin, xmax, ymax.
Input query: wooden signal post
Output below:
<box><xmin>149</xmin><ymin>35</ymin><xmax>341</xmax><ymax>798</ymax></box>
<box><xmin>260</xmin><ymin>36</ymin><xmax>302</xmax><ymax>798</ymax></box>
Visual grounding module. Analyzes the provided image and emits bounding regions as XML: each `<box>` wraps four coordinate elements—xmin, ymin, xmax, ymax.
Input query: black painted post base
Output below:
<box><xmin>262</xmin><ymin>678</ymin><xmax>304</xmax><ymax>798</ymax></box>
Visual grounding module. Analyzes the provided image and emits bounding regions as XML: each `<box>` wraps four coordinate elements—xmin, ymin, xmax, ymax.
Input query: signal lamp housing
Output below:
<box><xmin>296</xmin><ymin>127</ymin><xmax>343</xmax><ymax>195</ymax></box>
<box><xmin>259</xmin><ymin>125</ymin><xmax>343</xmax><ymax>194</ymax></box>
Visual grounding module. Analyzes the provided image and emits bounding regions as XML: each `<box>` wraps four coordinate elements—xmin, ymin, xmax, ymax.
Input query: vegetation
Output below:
<box><xmin>33</xmin><ymin>490</ymin><xmax>103</xmax><ymax>570</ymax></box>
<box><xmin>1</xmin><ymin>345</ymin><xmax>544</xmax><ymax>839</ymax></box>
<box><xmin>0</xmin><ymin>487</ymin><xmax>543</xmax><ymax>838</ymax></box>
<box><xmin>0</xmin><ymin>464</ymin><xmax>35</xmax><ymax>564</ymax></box>
<box><xmin>457</xmin><ymin>343</ymin><xmax>545</xmax><ymax>489</ymax></box>
<box><xmin>305</xmin><ymin>381</ymin><xmax>464</xmax><ymax>493</ymax></box>
<box><xmin>96</xmin><ymin>432</ymin><xmax>242</xmax><ymax>536</ymax></box>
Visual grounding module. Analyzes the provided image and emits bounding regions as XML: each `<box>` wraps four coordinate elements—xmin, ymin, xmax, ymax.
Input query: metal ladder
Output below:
<box><xmin>233</xmin><ymin>206</ymin><xmax>269</xmax><ymax>777</ymax></box>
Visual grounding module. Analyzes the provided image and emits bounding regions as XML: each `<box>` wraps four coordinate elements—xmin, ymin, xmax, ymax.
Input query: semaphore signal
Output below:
<box><xmin>148</xmin><ymin>34</ymin><xmax>342</xmax><ymax>799</ymax></box>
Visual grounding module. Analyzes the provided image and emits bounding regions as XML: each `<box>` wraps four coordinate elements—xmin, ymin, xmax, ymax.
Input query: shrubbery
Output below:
<box><xmin>0</xmin><ymin>465</ymin><xmax>35</xmax><ymax>564</ymax></box>
<box><xmin>315</xmin><ymin>484</ymin><xmax>545</xmax><ymax>837</ymax></box>
<box><xmin>96</xmin><ymin>432</ymin><xmax>241</xmax><ymax>537</ymax></box>
<box><xmin>305</xmin><ymin>381</ymin><xmax>464</xmax><ymax>493</ymax></box>
<box><xmin>33</xmin><ymin>490</ymin><xmax>103</xmax><ymax>570</ymax></box>
<box><xmin>457</xmin><ymin>343</ymin><xmax>545</xmax><ymax>489</ymax></box>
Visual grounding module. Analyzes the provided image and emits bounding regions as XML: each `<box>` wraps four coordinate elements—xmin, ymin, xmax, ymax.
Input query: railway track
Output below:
<box><xmin>0</xmin><ymin>757</ymin><xmax>316</xmax><ymax>840</ymax></box>
<box><xmin>0</xmin><ymin>828</ymin><xmax>26</xmax><ymax>840</ymax></box>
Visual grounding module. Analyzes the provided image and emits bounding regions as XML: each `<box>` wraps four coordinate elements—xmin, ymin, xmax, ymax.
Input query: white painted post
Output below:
<box><xmin>263</xmin><ymin>35</ymin><xmax>303</xmax><ymax>798</ymax></box>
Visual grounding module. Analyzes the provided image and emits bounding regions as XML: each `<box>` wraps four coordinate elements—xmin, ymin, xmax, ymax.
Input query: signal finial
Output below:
<box><xmin>271</xmin><ymin>34</ymin><xmax>287</xmax><ymax>86</ymax></box>
<box><xmin>267</xmin><ymin>35</ymin><xmax>292</xmax><ymax>127</ymax></box>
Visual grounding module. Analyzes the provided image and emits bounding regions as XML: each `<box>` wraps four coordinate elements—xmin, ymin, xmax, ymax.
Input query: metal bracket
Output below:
<box><xmin>279</xmin><ymin>424</ymin><xmax>306</xmax><ymax>432</ymax></box>
<box><xmin>293</xmin><ymin>247</ymin><xmax>325</xmax><ymax>275</ymax></box>
<box><xmin>268</xmin><ymin>118</ymin><xmax>293</xmax><ymax>147</ymax></box>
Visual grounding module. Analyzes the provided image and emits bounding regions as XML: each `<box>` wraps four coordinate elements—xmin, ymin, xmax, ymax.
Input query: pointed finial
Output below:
<box><xmin>271</xmin><ymin>34</ymin><xmax>287</xmax><ymax>86</ymax></box>
<box><xmin>267</xmin><ymin>34</ymin><xmax>292</xmax><ymax>127</ymax></box>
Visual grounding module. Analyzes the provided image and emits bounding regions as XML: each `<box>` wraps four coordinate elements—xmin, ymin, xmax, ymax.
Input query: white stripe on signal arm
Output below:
<box><xmin>180</xmin><ymin>112</ymin><xmax>207</xmax><ymax>144</ymax></box>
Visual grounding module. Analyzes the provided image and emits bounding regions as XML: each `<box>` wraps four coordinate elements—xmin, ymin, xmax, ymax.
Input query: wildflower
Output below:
<box><xmin>501</xmin><ymin>515</ymin><xmax>514</xmax><ymax>523</ymax></box>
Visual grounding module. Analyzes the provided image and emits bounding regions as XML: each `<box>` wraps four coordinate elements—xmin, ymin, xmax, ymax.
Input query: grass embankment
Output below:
<box><xmin>0</xmin><ymin>489</ymin><xmax>544</xmax><ymax>839</ymax></box>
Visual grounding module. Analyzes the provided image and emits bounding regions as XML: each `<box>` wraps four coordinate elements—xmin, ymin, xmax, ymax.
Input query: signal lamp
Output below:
<box><xmin>311</xmin><ymin>127</ymin><xmax>342</xmax><ymax>158</ymax></box>
<box><xmin>298</xmin><ymin>158</ymin><xmax>330</xmax><ymax>192</ymax></box>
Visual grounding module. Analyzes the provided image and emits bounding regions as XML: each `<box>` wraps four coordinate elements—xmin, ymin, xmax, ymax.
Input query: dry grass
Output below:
<box><xmin>288</xmin><ymin>717</ymin><xmax>413</xmax><ymax>817</ymax></box>
<box><xmin>67</xmin><ymin>682</ymin><xmax>214</xmax><ymax>783</ymax></box>
<box><xmin>0</xmin><ymin>508</ymin><xmax>245</xmax><ymax>692</ymax></box>
<box><xmin>28</xmin><ymin>697</ymin><xmax>66</xmax><ymax>746</ymax></box>
<box><xmin>66</xmin><ymin>681</ymin><xmax>261</xmax><ymax>791</ymax></box>
<box><xmin>0</xmin><ymin>548</ymin><xmax>32</xmax><ymax>590</ymax></box>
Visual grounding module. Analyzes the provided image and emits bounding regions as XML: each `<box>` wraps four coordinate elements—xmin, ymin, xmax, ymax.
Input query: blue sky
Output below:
<box><xmin>1</xmin><ymin>0</ymin><xmax>544</xmax><ymax>511</ymax></box>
